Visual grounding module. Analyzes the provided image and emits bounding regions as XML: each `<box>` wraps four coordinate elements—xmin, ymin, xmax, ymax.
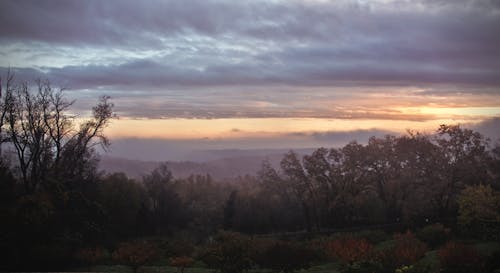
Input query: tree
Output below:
<box><xmin>143</xmin><ymin>163</ymin><xmax>185</xmax><ymax>234</ymax></box>
<box><xmin>98</xmin><ymin>173</ymin><xmax>148</xmax><ymax>240</ymax></box>
<box><xmin>433</xmin><ymin>125</ymin><xmax>492</xmax><ymax>218</ymax></box>
<box><xmin>0</xmin><ymin>75</ymin><xmax>114</xmax><ymax>193</ymax></box>
<box><xmin>0</xmin><ymin>72</ymin><xmax>14</xmax><ymax>156</ymax></box>
<box><xmin>280</xmin><ymin>151</ymin><xmax>321</xmax><ymax>232</ymax></box>
<box><xmin>334</xmin><ymin>142</ymin><xmax>371</xmax><ymax>225</ymax></box>
<box><xmin>457</xmin><ymin>184</ymin><xmax>500</xmax><ymax>239</ymax></box>
<box><xmin>0</xmin><ymin>74</ymin><xmax>114</xmax><ymax>269</ymax></box>
<box><xmin>223</xmin><ymin>190</ymin><xmax>237</xmax><ymax>230</ymax></box>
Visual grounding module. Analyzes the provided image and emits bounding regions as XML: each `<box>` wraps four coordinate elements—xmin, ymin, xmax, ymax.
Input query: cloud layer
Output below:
<box><xmin>1</xmin><ymin>0</ymin><xmax>499</xmax><ymax>121</ymax></box>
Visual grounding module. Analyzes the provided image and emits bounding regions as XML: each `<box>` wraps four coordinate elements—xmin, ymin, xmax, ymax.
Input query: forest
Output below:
<box><xmin>1</xmin><ymin>77</ymin><xmax>499</xmax><ymax>272</ymax></box>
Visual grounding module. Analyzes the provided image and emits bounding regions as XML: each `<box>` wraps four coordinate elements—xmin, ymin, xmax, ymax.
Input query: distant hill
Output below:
<box><xmin>98</xmin><ymin>148</ymin><xmax>314</xmax><ymax>180</ymax></box>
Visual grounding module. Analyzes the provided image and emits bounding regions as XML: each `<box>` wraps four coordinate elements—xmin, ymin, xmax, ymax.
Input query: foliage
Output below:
<box><xmin>143</xmin><ymin>163</ymin><xmax>186</xmax><ymax>235</ymax></box>
<box><xmin>484</xmin><ymin>250</ymin><xmax>500</xmax><ymax>273</ymax></box>
<box><xmin>351</xmin><ymin>229</ymin><xmax>390</xmax><ymax>244</ymax></box>
<box><xmin>253</xmin><ymin>239</ymin><xmax>317</xmax><ymax>273</ymax></box>
<box><xmin>376</xmin><ymin>231</ymin><xmax>427</xmax><ymax>272</ymax></box>
<box><xmin>170</xmin><ymin>256</ymin><xmax>194</xmax><ymax>273</ymax></box>
<box><xmin>164</xmin><ymin>237</ymin><xmax>195</xmax><ymax>258</ymax></box>
<box><xmin>200</xmin><ymin>231</ymin><xmax>252</xmax><ymax>273</ymax></box>
<box><xmin>392</xmin><ymin>231</ymin><xmax>427</xmax><ymax>266</ymax></box>
<box><xmin>458</xmin><ymin>184</ymin><xmax>500</xmax><ymax>239</ymax></box>
<box><xmin>438</xmin><ymin>241</ymin><xmax>483</xmax><ymax>273</ymax></box>
<box><xmin>75</xmin><ymin>246</ymin><xmax>108</xmax><ymax>267</ymax></box>
<box><xmin>416</xmin><ymin>223</ymin><xmax>450</xmax><ymax>248</ymax></box>
<box><xmin>395</xmin><ymin>265</ymin><xmax>414</xmax><ymax>273</ymax></box>
<box><xmin>325</xmin><ymin>236</ymin><xmax>374</xmax><ymax>264</ymax></box>
<box><xmin>2</xmin><ymin>75</ymin><xmax>500</xmax><ymax>271</ymax></box>
<box><xmin>112</xmin><ymin>240</ymin><xmax>158</xmax><ymax>273</ymax></box>
<box><xmin>98</xmin><ymin>173</ymin><xmax>148</xmax><ymax>241</ymax></box>
<box><xmin>23</xmin><ymin>243</ymin><xmax>74</xmax><ymax>271</ymax></box>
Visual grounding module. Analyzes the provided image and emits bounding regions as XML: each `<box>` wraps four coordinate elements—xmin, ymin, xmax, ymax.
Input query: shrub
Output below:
<box><xmin>393</xmin><ymin>231</ymin><xmax>428</xmax><ymax>265</ymax></box>
<box><xmin>484</xmin><ymin>250</ymin><xmax>500</xmax><ymax>273</ymax></box>
<box><xmin>354</xmin><ymin>229</ymin><xmax>390</xmax><ymax>244</ymax></box>
<box><xmin>170</xmin><ymin>256</ymin><xmax>194</xmax><ymax>273</ymax></box>
<box><xmin>377</xmin><ymin>231</ymin><xmax>427</xmax><ymax>272</ymax></box>
<box><xmin>200</xmin><ymin>231</ymin><xmax>252</xmax><ymax>273</ymax></box>
<box><xmin>75</xmin><ymin>246</ymin><xmax>108</xmax><ymax>269</ymax></box>
<box><xmin>395</xmin><ymin>265</ymin><xmax>414</xmax><ymax>273</ymax></box>
<box><xmin>24</xmin><ymin>243</ymin><xmax>74</xmax><ymax>271</ymax></box>
<box><xmin>417</xmin><ymin>223</ymin><xmax>450</xmax><ymax>248</ymax></box>
<box><xmin>325</xmin><ymin>236</ymin><xmax>374</xmax><ymax>264</ymax></box>
<box><xmin>438</xmin><ymin>241</ymin><xmax>483</xmax><ymax>273</ymax></box>
<box><xmin>253</xmin><ymin>240</ymin><xmax>317</xmax><ymax>273</ymax></box>
<box><xmin>458</xmin><ymin>184</ymin><xmax>500</xmax><ymax>240</ymax></box>
<box><xmin>112</xmin><ymin>240</ymin><xmax>158</xmax><ymax>273</ymax></box>
<box><xmin>164</xmin><ymin>238</ymin><xmax>195</xmax><ymax>257</ymax></box>
<box><xmin>323</xmin><ymin>235</ymin><xmax>381</xmax><ymax>273</ymax></box>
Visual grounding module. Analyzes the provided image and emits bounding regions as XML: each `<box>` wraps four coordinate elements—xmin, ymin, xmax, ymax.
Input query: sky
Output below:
<box><xmin>1</xmin><ymin>0</ymin><xmax>500</xmax><ymax>161</ymax></box>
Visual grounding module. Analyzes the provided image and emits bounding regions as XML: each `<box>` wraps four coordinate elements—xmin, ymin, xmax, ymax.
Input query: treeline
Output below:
<box><xmin>1</xmin><ymin>76</ymin><xmax>499</xmax><ymax>271</ymax></box>
<box><xmin>254</xmin><ymin>125</ymin><xmax>500</xmax><ymax>232</ymax></box>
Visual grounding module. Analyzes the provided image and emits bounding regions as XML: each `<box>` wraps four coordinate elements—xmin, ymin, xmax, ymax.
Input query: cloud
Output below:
<box><xmin>3</xmin><ymin>65</ymin><xmax>499</xmax><ymax>121</ymax></box>
<box><xmin>1</xmin><ymin>0</ymin><xmax>499</xmax><ymax>120</ymax></box>
<box><xmin>311</xmin><ymin>129</ymin><xmax>396</xmax><ymax>143</ymax></box>
<box><xmin>103</xmin><ymin>121</ymin><xmax>500</xmax><ymax>162</ymax></box>
<box><xmin>471</xmin><ymin>117</ymin><xmax>500</xmax><ymax>141</ymax></box>
<box><xmin>105</xmin><ymin>128</ymin><xmax>400</xmax><ymax>161</ymax></box>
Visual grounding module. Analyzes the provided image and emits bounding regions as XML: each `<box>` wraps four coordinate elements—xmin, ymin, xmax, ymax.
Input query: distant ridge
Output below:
<box><xmin>99</xmin><ymin>148</ymin><xmax>314</xmax><ymax>180</ymax></box>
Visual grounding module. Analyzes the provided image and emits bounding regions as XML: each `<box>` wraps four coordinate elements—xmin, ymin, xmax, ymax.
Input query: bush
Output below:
<box><xmin>458</xmin><ymin>184</ymin><xmax>500</xmax><ymax>240</ymax></box>
<box><xmin>112</xmin><ymin>240</ymin><xmax>158</xmax><ymax>273</ymax></box>
<box><xmin>75</xmin><ymin>246</ymin><xmax>108</xmax><ymax>268</ymax></box>
<box><xmin>164</xmin><ymin>237</ymin><xmax>195</xmax><ymax>257</ymax></box>
<box><xmin>170</xmin><ymin>256</ymin><xmax>194</xmax><ymax>273</ymax></box>
<box><xmin>377</xmin><ymin>231</ymin><xmax>427</xmax><ymax>272</ymax></box>
<box><xmin>417</xmin><ymin>223</ymin><xmax>450</xmax><ymax>248</ymax></box>
<box><xmin>438</xmin><ymin>241</ymin><xmax>483</xmax><ymax>273</ymax></box>
<box><xmin>24</xmin><ymin>243</ymin><xmax>74</xmax><ymax>271</ymax></box>
<box><xmin>484</xmin><ymin>250</ymin><xmax>500</xmax><ymax>273</ymax></box>
<box><xmin>253</xmin><ymin>240</ymin><xmax>317</xmax><ymax>273</ymax></box>
<box><xmin>393</xmin><ymin>231</ymin><xmax>428</xmax><ymax>265</ymax></box>
<box><xmin>325</xmin><ymin>236</ymin><xmax>374</xmax><ymax>264</ymax></box>
<box><xmin>200</xmin><ymin>231</ymin><xmax>252</xmax><ymax>273</ymax></box>
<box><xmin>354</xmin><ymin>229</ymin><xmax>390</xmax><ymax>244</ymax></box>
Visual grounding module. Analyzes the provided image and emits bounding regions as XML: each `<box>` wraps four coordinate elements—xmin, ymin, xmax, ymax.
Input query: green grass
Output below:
<box><xmin>413</xmin><ymin>250</ymin><xmax>440</xmax><ymax>273</ymax></box>
<box><xmin>302</xmin><ymin>262</ymin><xmax>341</xmax><ymax>273</ymax></box>
<box><xmin>374</xmin><ymin>239</ymin><xmax>395</xmax><ymax>251</ymax></box>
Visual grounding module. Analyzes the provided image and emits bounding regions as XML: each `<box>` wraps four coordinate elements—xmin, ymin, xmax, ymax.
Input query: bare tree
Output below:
<box><xmin>0</xmin><ymin>71</ymin><xmax>15</xmax><ymax>157</ymax></box>
<box><xmin>0</xmin><ymin>75</ymin><xmax>114</xmax><ymax>193</ymax></box>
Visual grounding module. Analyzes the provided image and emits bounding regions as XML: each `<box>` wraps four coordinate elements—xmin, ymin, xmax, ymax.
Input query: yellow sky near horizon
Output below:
<box><xmin>105</xmin><ymin>116</ymin><xmax>489</xmax><ymax>140</ymax></box>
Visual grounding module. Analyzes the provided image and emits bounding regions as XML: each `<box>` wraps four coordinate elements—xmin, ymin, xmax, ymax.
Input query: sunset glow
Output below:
<box><xmin>106</xmin><ymin>117</ymin><xmax>481</xmax><ymax>140</ymax></box>
<box><xmin>1</xmin><ymin>0</ymin><xmax>499</xmax><ymax>160</ymax></box>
